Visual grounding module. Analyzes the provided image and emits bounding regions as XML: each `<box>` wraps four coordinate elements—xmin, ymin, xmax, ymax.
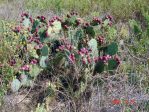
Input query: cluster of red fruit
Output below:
<box><xmin>20</xmin><ymin>65</ymin><xmax>30</xmax><ymax>71</ymax></box>
<box><xmin>49</xmin><ymin>16</ymin><xmax>62</xmax><ymax>25</ymax></box>
<box><xmin>97</xmin><ymin>36</ymin><xmax>104</xmax><ymax>44</ymax></box>
<box><xmin>13</xmin><ymin>26</ymin><xmax>21</xmax><ymax>33</ymax></box>
<box><xmin>78</xmin><ymin>48</ymin><xmax>92</xmax><ymax>64</ymax></box>
<box><xmin>21</xmin><ymin>13</ymin><xmax>29</xmax><ymax>18</ymax></box>
<box><xmin>114</xmin><ymin>55</ymin><xmax>121</xmax><ymax>65</ymax></box>
<box><xmin>98</xmin><ymin>55</ymin><xmax>112</xmax><ymax>63</ymax></box>
<box><xmin>58</xmin><ymin>42</ymin><xmax>121</xmax><ymax>65</ymax></box>
<box><xmin>106</xmin><ymin>14</ymin><xmax>113</xmax><ymax>26</ymax></box>
<box><xmin>20</xmin><ymin>12</ymin><xmax>113</xmax><ymax>33</ymax></box>
<box><xmin>19</xmin><ymin>59</ymin><xmax>38</xmax><ymax>71</ymax></box>
<box><xmin>9</xmin><ymin>59</ymin><xmax>16</xmax><ymax>66</ymax></box>
<box><xmin>112</xmin><ymin>99</ymin><xmax>136</xmax><ymax>105</ymax></box>
<box><xmin>58</xmin><ymin>45</ymin><xmax>93</xmax><ymax>64</ymax></box>
<box><xmin>66</xmin><ymin>11</ymin><xmax>78</xmax><ymax>18</ymax></box>
<box><xmin>37</xmin><ymin>16</ymin><xmax>46</xmax><ymax>22</ymax></box>
<box><xmin>27</xmin><ymin>36</ymin><xmax>45</xmax><ymax>50</ymax></box>
<box><xmin>20</xmin><ymin>13</ymin><xmax>33</xmax><ymax>23</ymax></box>
<box><xmin>58</xmin><ymin>44</ymin><xmax>74</xmax><ymax>51</ymax></box>
<box><xmin>56</xmin><ymin>36</ymin><xmax>121</xmax><ymax>65</ymax></box>
<box><xmin>92</xmin><ymin>17</ymin><xmax>102</xmax><ymax>25</ymax></box>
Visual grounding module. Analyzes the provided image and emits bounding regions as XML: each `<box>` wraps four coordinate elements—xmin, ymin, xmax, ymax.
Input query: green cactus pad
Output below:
<box><xmin>29</xmin><ymin>65</ymin><xmax>42</xmax><ymax>77</ymax></box>
<box><xmin>11</xmin><ymin>78</ymin><xmax>21</xmax><ymax>92</ymax></box>
<box><xmin>105</xmin><ymin>42</ymin><xmax>118</xmax><ymax>55</ymax></box>
<box><xmin>103</xmin><ymin>19</ymin><xmax>109</xmax><ymax>27</ymax></box>
<box><xmin>88</xmin><ymin>39</ymin><xmax>98</xmax><ymax>57</ymax></box>
<box><xmin>94</xmin><ymin>61</ymin><xmax>105</xmax><ymax>73</ymax></box>
<box><xmin>28</xmin><ymin>43</ymin><xmax>39</xmax><ymax>58</ymax></box>
<box><xmin>85</xmin><ymin>26</ymin><xmax>95</xmax><ymax>37</ymax></box>
<box><xmin>68</xmin><ymin>16</ymin><xmax>77</xmax><ymax>26</ymax></box>
<box><xmin>31</xmin><ymin>19</ymin><xmax>40</xmax><ymax>33</ymax></box>
<box><xmin>47</xmin><ymin>20</ymin><xmax>62</xmax><ymax>36</ymax></box>
<box><xmin>52</xmin><ymin>20</ymin><xmax>62</xmax><ymax>33</ymax></box>
<box><xmin>41</xmin><ymin>45</ymin><xmax>49</xmax><ymax>56</ymax></box>
<box><xmin>40</xmin><ymin>56</ymin><xmax>48</xmax><ymax>68</ymax></box>
<box><xmin>20</xmin><ymin>72</ymin><xmax>33</xmax><ymax>87</ymax></box>
<box><xmin>39</xmin><ymin>28</ymin><xmax>47</xmax><ymax>42</ymax></box>
<box><xmin>23</xmin><ymin>18</ymin><xmax>30</xmax><ymax>28</ymax></box>
<box><xmin>108</xmin><ymin>59</ymin><xmax>118</xmax><ymax>70</ymax></box>
<box><xmin>74</xmin><ymin>28</ymin><xmax>84</xmax><ymax>41</ymax></box>
<box><xmin>20</xmin><ymin>73</ymin><xmax>28</xmax><ymax>86</ymax></box>
<box><xmin>53</xmin><ymin>53</ymin><xmax>65</xmax><ymax>67</ymax></box>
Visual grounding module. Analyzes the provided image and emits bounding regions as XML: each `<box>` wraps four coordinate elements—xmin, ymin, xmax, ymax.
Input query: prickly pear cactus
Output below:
<box><xmin>7</xmin><ymin>12</ymin><xmax>120</xmax><ymax>104</ymax></box>
<box><xmin>11</xmin><ymin>78</ymin><xmax>21</xmax><ymax>92</ymax></box>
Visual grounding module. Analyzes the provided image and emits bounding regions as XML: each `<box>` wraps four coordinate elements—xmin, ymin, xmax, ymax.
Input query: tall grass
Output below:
<box><xmin>24</xmin><ymin>0</ymin><xmax>149</xmax><ymax>20</ymax></box>
<box><xmin>1</xmin><ymin>0</ymin><xmax>148</xmax><ymax>21</ymax></box>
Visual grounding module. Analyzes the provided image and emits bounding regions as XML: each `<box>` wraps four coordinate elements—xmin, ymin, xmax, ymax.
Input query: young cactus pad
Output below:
<box><xmin>41</xmin><ymin>45</ymin><xmax>49</xmax><ymax>56</ymax></box>
<box><xmin>11</xmin><ymin>78</ymin><xmax>21</xmax><ymax>92</ymax></box>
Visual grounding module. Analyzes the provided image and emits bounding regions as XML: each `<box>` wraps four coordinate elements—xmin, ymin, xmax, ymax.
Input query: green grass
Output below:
<box><xmin>1</xmin><ymin>0</ymin><xmax>148</xmax><ymax>21</ymax></box>
<box><xmin>24</xmin><ymin>0</ymin><xmax>149</xmax><ymax>21</ymax></box>
<box><xmin>0</xmin><ymin>0</ymin><xmax>6</xmax><ymax>4</ymax></box>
